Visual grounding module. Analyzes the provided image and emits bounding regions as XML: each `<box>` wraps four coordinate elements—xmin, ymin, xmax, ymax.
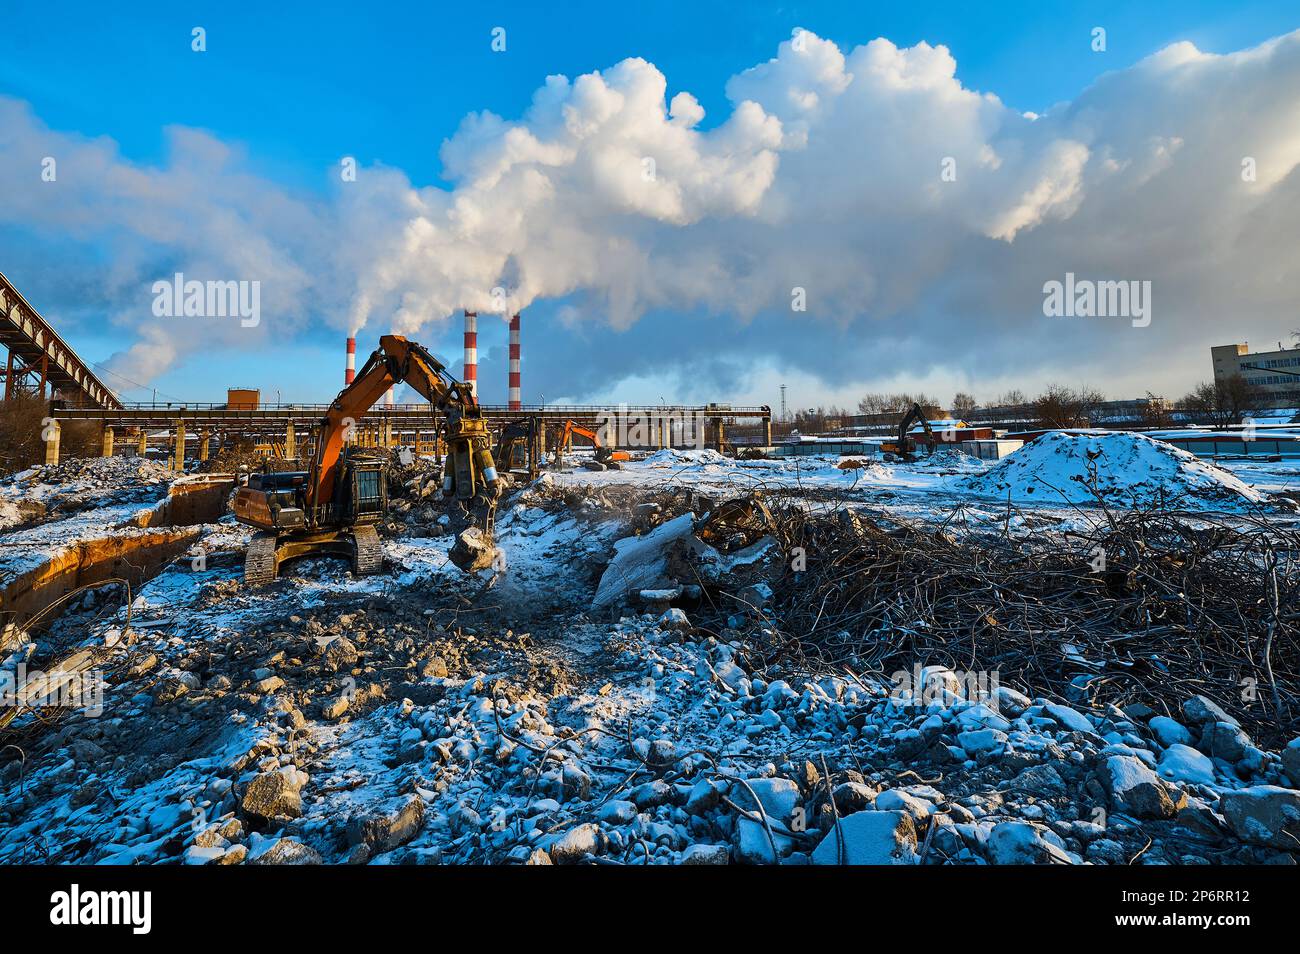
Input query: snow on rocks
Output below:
<box><xmin>985</xmin><ymin>821</ymin><xmax>1078</xmax><ymax>865</ymax></box>
<box><xmin>961</xmin><ymin>431</ymin><xmax>1270</xmax><ymax>510</ymax></box>
<box><xmin>1219</xmin><ymin>786</ymin><xmax>1300</xmax><ymax>849</ymax></box>
<box><xmin>1157</xmin><ymin>745</ymin><xmax>1217</xmax><ymax>787</ymax></box>
<box><xmin>812</xmin><ymin>811</ymin><xmax>917</xmax><ymax>865</ymax></box>
<box><xmin>591</xmin><ymin>513</ymin><xmax>702</xmax><ymax>610</ymax></box>
<box><xmin>731</xmin><ymin>776</ymin><xmax>802</xmax><ymax>863</ymax></box>
<box><xmin>1103</xmin><ymin>755</ymin><xmax>1184</xmax><ymax>819</ymax></box>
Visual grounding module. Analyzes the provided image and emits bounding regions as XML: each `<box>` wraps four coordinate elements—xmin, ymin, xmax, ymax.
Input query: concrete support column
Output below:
<box><xmin>101</xmin><ymin>426</ymin><xmax>114</xmax><ymax>458</ymax></box>
<box><xmin>173</xmin><ymin>420</ymin><xmax>186</xmax><ymax>472</ymax></box>
<box><xmin>712</xmin><ymin>417</ymin><xmax>725</xmax><ymax>452</ymax></box>
<box><xmin>763</xmin><ymin>416</ymin><xmax>772</xmax><ymax>447</ymax></box>
<box><xmin>200</xmin><ymin>427</ymin><xmax>210</xmax><ymax>462</ymax></box>
<box><xmin>44</xmin><ymin>419</ymin><xmax>61</xmax><ymax>465</ymax></box>
<box><xmin>137</xmin><ymin>429</ymin><xmax>148</xmax><ymax>456</ymax></box>
<box><xmin>285</xmin><ymin>422</ymin><xmax>296</xmax><ymax>460</ymax></box>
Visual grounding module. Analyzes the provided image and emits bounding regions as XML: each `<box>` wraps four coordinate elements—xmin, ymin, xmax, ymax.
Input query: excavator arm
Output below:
<box><xmin>309</xmin><ymin>334</ymin><xmax>496</xmax><ymax>512</ymax></box>
<box><xmin>880</xmin><ymin>403</ymin><xmax>935</xmax><ymax>460</ymax></box>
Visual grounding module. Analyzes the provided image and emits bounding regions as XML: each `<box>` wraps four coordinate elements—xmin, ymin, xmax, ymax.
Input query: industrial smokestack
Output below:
<box><xmin>384</xmin><ymin>386</ymin><xmax>394</xmax><ymax>406</ymax></box>
<box><xmin>508</xmin><ymin>312</ymin><xmax>521</xmax><ymax>410</ymax></box>
<box><xmin>463</xmin><ymin>311</ymin><xmax>478</xmax><ymax>398</ymax></box>
<box><xmin>345</xmin><ymin>337</ymin><xmax>356</xmax><ymax>385</ymax></box>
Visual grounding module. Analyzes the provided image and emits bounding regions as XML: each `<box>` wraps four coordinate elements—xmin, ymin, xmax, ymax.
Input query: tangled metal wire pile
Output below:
<box><xmin>750</xmin><ymin>493</ymin><xmax>1299</xmax><ymax>744</ymax></box>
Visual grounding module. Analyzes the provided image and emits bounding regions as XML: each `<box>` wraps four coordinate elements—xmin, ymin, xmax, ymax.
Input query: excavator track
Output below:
<box><xmin>351</xmin><ymin>525</ymin><xmax>384</xmax><ymax>576</ymax></box>
<box><xmin>244</xmin><ymin>533</ymin><xmax>279</xmax><ymax>585</ymax></box>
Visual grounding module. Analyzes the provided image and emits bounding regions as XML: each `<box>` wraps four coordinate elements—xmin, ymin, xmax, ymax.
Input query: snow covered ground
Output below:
<box><xmin>2</xmin><ymin>444</ymin><xmax>1299</xmax><ymax>865</ymax></box>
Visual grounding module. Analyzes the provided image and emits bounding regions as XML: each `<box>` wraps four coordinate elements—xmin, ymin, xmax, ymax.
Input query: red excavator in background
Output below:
<box><xmin>231</xmin><ymin>335</ymin><xmax>500</xmax><ymax>583</ymax></box>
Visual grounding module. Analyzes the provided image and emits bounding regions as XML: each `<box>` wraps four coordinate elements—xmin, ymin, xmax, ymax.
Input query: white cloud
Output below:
<box><xmin>3</xmin><ymin>27</ymin><xmax>1300</xmax><ymax>402</ymax></box>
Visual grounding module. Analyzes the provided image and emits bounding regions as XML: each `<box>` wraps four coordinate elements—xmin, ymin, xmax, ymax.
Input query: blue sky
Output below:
<box><xmin>8</xmin><ymin>1</ymin><xmax>1287</xmax><ymax>184</ymax></box>
<box><xmin>3</xmin><ymin>1</ymin><xmax>1299</xmax><ymax>406</ymax></box>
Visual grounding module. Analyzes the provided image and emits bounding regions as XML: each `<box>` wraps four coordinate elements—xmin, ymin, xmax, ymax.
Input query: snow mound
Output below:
<box><xmin>961</xmin><ymin>432</ymin><xmax>1269</xmax><ymax>510</ymax></box>
<box><xmin>642</xmin><ymin>448</ymin><xmax>730</xmax><ymax>467</ymax></box>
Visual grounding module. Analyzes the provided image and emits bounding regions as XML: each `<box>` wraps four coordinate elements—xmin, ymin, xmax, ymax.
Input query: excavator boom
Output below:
<box><xmin>882</xmin><ymin>403</ymin><xmax>935</xmax><ymax>460</ymax></box>
<box><xmin>310</xmin><ymin>335</ymin><xmax>488</xmax><ymax>511</ymax></box>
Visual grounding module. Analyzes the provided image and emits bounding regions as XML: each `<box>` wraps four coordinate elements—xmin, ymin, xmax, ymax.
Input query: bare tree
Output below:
<box><xmin>1177</xmin><ymin>375</ymin><xmax>1260</xmax><ymax>426</ymax></box>
<box><xmin>1032</xmin><ymin>384</ymin><xmax>1106</xmax><ymax>429</ymax></box>
<box><xmin>951</xmin><ymin>392</ymin><xmax>978</xmax><ymax>418</ymax></box>
<box><xmin>1140</xmin><ymin>392</ymin><xmax>1174</xmax><ymax>428</ymax></box>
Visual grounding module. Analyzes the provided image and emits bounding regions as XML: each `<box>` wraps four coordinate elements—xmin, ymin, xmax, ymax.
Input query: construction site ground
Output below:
<box><xmin>3</xmin><ymin>442</ymin><xmax>1300</xmax><ymax>866</ymax></box>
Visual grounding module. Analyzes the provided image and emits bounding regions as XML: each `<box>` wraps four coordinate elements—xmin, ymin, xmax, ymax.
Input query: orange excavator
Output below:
<box><xmin>553</xmin><ymin>420</ymin><xmax>630</xmax><ymax>470</ymax></box>
<box><xmin>231</xmin><ymin>335</ymin><xmax>500</xmax><ymax>583</ymax></box>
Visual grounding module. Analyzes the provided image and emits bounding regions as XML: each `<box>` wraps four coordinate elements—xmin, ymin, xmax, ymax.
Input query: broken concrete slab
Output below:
<box><xmin>812</xmin><ymin>810</ymin><xmax>917</xmax><ymax>865</ymax></box>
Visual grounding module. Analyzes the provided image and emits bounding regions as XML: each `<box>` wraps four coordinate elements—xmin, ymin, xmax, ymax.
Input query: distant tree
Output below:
<box><xmin>1140</xmin><ymin>391</ymin><xmax>1174</xmax><ymax>428</ymax></box>
<box><xmin>857</xmin><ymin>392</ymin><xmax>944</xmax><ymax>419</ymax></box>
<box><xmin>856</xmin><ymin>393</ymin><xmax>889</xmax><ymax>416</ymax></box>
<box><xmin>994</xmin><ymin>389</ymin><xmax>1027</xmax><ymax>408</ymax></box>
<box><xmin>951</xmin><ymin>392</ymin><xmax>978</xmax><ymax>418</ymax></box>
<box><xmin>1177</xmin><ymin>375</ymin><xmax>1260</xmax><ymax>426</ymax></box>
<box><xmin>1032</xmin><ymin>384</ymin><xmax>1106</xmax><ymax>429</ymax></box>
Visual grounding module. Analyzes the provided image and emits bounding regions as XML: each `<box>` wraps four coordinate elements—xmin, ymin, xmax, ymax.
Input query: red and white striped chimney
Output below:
<box><xmin>345</xmin><ymin>337</ymin><xmax>356</xmax><ymax>385</ymax></box>
<box><xmin>463</xmin><ymin>310</ymin><xmax>478</xmax><ymax>398</ymax></box>
<box><xmin>508</xmin><ymin>312</ymin><xmax>521</xmax><ymax>410</ymax></box>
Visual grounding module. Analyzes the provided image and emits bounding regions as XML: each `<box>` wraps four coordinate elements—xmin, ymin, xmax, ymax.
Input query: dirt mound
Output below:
<box><xmin>961</xmin><ymin>431</ymin><xmax>1269</xmax><ymax>510</ymax></box>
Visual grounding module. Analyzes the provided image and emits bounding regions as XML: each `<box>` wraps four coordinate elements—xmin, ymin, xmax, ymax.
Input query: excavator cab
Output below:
<box><xmin>494</xmin><ymin>418</ymin><xmax>543</xmax><ymax>479</ymax></box>
<box><xmin>551</xmin><ymin>419</ymin><xmax>629</xmax><ymax>471</ymax></box>
<box><xmin>336</xmin><ymin>453</ymin><xmax>387</xmax><ymax>524</ymax></box>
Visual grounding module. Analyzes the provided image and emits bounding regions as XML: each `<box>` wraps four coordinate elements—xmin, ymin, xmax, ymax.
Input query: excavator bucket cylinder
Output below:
<box><xmin>476</xmin><ymin>446</ymin><xmax>499</xmax><ymax>490</ymax></box>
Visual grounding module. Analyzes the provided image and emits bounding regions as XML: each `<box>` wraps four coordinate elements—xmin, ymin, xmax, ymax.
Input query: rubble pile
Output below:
<box><xmin>0</xmin><ymin>455</ymin><xmax>172</xmax><ymax>530</ymax></box>
<box><xmin>621</xmin><ymin>492</ymin><xmax>1299</xmax><ymax>744</ymax></box>
<box><xmin>4</xmin><ymin>597</ymin><xmax>1298</xmax><ymax>866</ymax></box>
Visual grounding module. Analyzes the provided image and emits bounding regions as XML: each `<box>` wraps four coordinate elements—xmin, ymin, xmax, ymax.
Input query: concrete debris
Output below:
<box><xmin>241</xmin><ymin>768</ymin><xmax>308</xmax><ymax>821</ymax></box>
<box><xmin>1219</xmin><ymin>787</ymin><xmax>1300</xmax><ymax>849</ymax></box>
<box><xmin>1104</xmin><ymin>755</ymin><xmax>1184</xmax><ymax>820</ymax></box>
<box><xmin>347</xmin><ymin>795</ymin><xmax>425</xmax><ymax>852</ymax></box>
<box><xmin>448</xmin><ymin>526</ymin><xmax>501</xmax><ymax>574</ymax></box>
<box><xmin>812</xmin><ymin>811</ymin><xmax>917</xmax><ymax>865</ymax></box>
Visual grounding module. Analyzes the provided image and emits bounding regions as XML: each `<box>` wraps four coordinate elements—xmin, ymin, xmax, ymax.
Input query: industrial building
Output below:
<box><xmin>1213</xmin><ymin>342</ymin><xmax>1300</xmax><ymax>391</ymax></box>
